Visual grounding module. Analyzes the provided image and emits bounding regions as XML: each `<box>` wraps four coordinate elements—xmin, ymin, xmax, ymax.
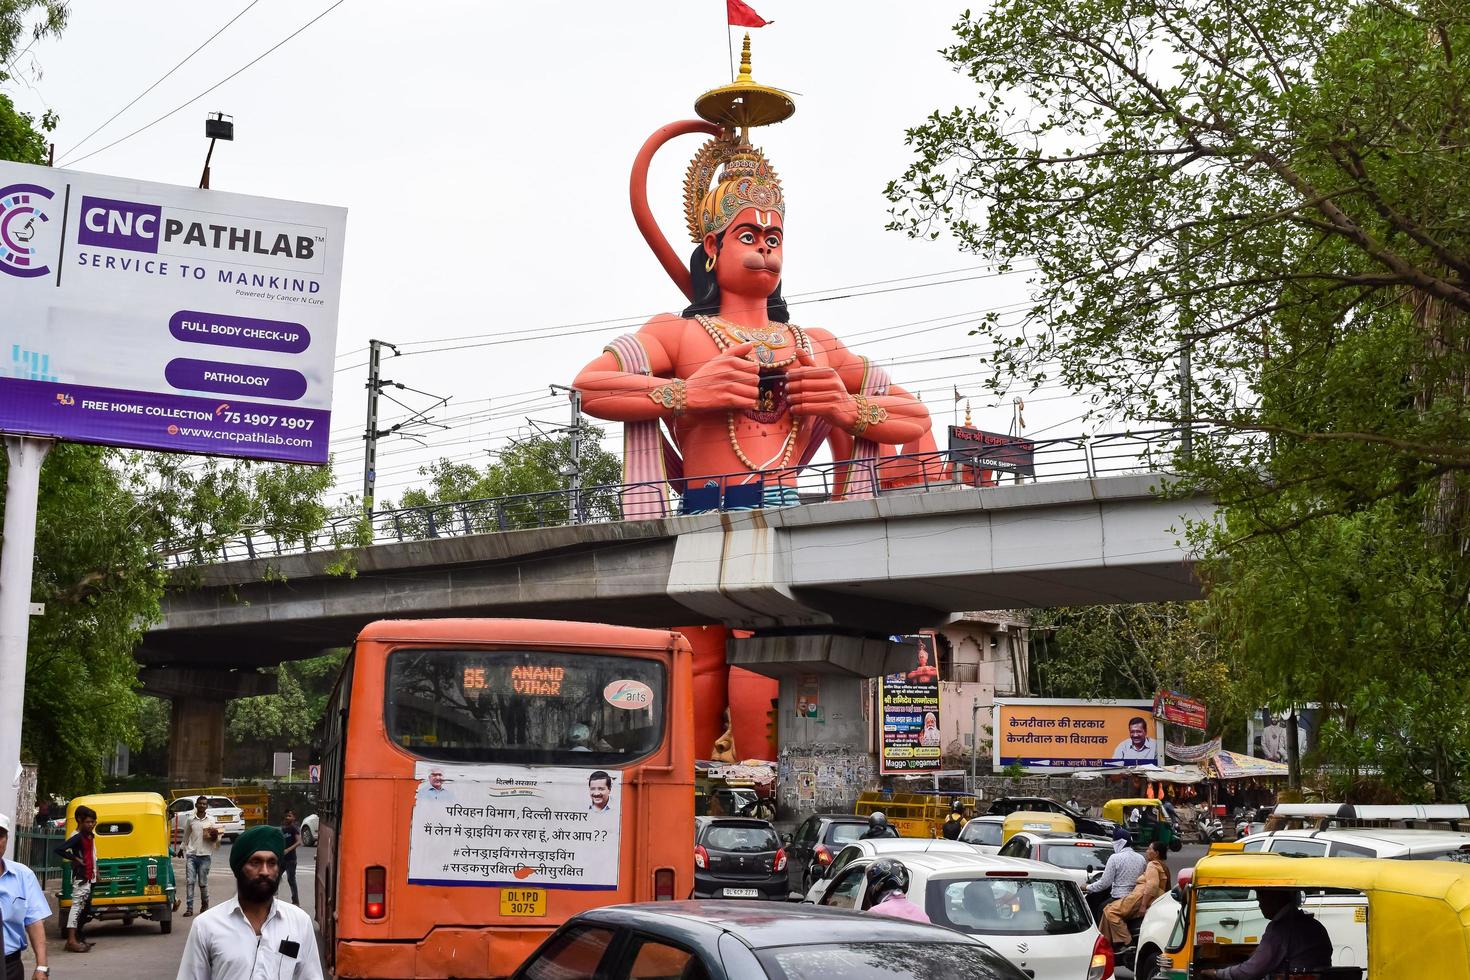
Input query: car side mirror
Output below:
<box><xmin>782</xmin><ymin>833</ymin><xmax>792</xmax><ymax>846</ymax></box>
<box><xmin>1171</xmin><ymin>885</ymin><xmax>1184</xmax><ymax>903</ymax></box>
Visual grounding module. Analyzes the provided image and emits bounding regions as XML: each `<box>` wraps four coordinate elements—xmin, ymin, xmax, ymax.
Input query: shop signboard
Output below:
<box><xmin>0</xmin><ymin>161</ymin><xmax>346</xmax><ymax>464</ymax></box>
<box><xmin>992</xmin><ymin>698</ymin><xmax>1160</xmax><ymax>771</ymax></box>
<box><xmin>879</xmin><ymin>634</ymin><xmax>942</xmax><ymax>774</ymax></box>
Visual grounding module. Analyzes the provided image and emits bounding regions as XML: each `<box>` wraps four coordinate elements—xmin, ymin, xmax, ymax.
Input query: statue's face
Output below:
<box><xmin>707</xmin><ymin>207</ymin><xmax>783</xmax><ymax>297</ymax></box>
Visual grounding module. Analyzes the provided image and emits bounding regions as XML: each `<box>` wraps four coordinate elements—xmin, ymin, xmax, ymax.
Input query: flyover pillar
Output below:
<box><xmin>727</xmin><ymin>633</ymin><xmax>910</xmax><ymax>817</ymax></box>
<box><xmin>139</xmin><ymin>668</ymin><xmax>275</xmax><ymax>786</ymax></box>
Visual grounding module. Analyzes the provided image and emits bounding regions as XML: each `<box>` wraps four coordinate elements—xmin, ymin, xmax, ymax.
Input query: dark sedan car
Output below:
<box><xmin>784</xmin><ymin>813</ymin><xmax>871</xmax><ymax>895</ymax></box>
<box><xmin>694</xmin><ymin>816</ymin><xmax>787</xmax><ymax>900</ymax></box>
<box><xmin>511</xmin><ymin>901</ymin><xmax>1030</xmax><ymax>980</ymax></box>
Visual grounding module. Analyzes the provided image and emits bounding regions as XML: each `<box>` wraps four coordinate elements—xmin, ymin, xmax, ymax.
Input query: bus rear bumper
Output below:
<box><xmin>335</xmin><ymin>927</ymin><xmax>550</xmax><ymax>979</ymax></box>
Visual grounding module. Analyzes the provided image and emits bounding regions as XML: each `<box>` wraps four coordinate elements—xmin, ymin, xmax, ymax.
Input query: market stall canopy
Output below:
<box><xmin>1069</xmin><ymin>764</ymin><xmax>1206</xmax><ymax>784</ymax></box>
<box><xmin>1208</xmin><ymin>750</ymin><xmax>1289</xmax><ymax>779</ymax></box>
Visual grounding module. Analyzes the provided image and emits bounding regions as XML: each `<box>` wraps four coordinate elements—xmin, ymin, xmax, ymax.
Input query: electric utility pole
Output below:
<box><xmin>363</xmin><ymin>340</ymin><xmax>396</xmax><ymax>516</ymax></box>
<box><xmin>1179</xmin><ymin>227</ymin><xmax>1196</xmax><ymax>463</ymax></box>
<box><xmin>549</xmin><ymin>385</ymin><xmax>585</xmax><ymax>524</ymax></box>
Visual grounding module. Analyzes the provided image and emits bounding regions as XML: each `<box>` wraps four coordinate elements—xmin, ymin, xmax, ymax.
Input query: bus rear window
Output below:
<box><xmin>386</xmin><ymin>649</ymin><xmax>666</xmax><ymax>765</ymax></box>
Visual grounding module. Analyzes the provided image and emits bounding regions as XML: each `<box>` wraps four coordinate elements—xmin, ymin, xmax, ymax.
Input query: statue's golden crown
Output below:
<box><xmin>683</xmin><ymin>138</ymin><xmax>785</xmax><ymax>243</ymax></box>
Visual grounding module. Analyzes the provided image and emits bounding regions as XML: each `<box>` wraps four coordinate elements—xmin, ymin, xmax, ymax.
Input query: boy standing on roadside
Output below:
<box><xmin>54</xmin><ymin>805</ymin><xmax>98</xmax><ymax>953</ymax></box>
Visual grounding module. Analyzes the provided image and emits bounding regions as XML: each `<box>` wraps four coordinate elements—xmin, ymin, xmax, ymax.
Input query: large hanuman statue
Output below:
<box><xmin>573</xmin><ymin>39</ymin><xmax>931</xmax><ymax>516</ymax></box>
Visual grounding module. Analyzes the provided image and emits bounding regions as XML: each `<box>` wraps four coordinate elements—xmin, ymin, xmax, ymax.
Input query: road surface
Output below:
<box><xmin>19</xmin><ymin>847</ymin><xmax>316</xmax><ymax>980</ymax></box>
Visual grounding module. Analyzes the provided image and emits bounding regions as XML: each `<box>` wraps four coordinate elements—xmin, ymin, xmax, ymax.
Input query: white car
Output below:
<box><xmin>1131</xmin><ymin>828</ymin><xmax>1470</xmax><ymax>977</ymax></box>
<box><xmin>300</xmin><ymin>813</ymin><xmax>319</xmax><ymax>847</ymax></box>
<box><xmin>957</xmin><ymin>815</ymin><xmax>1007</xmax><ymax>854</ymax></box>
<box><xmin>996</xmin><ymin>831</ymin><xmax>1113</xmax><ymax>887</ymax></box>
<box><xmin>1237</xmin><ymin>826</ymin><xmax>1470</xmax><ymax>860</ymax></box>
<box><xmin>168</xmin><ymin>794</ymin><xmax>245</xmax><ymax>842</ymax></box>
<box><xmin>802</xmin><ymin>837</ymin><xmax>985</xmax><ymax>904</ymax></box>
<box><xmin>816</xmin><ymin>849</ymin><xmax>1114</xmax><ymax>980</ymax></box>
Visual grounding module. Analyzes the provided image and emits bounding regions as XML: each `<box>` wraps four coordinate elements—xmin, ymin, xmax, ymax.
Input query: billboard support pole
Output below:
<box><xmin>969</xmin><ymin>697</ymin><xmax>981</xmax><ymax>793</ymax></box>
<box><xmin>0</xmin><ymin>435</ymin><xmax>51</xmax><ymax>853</ymax></box>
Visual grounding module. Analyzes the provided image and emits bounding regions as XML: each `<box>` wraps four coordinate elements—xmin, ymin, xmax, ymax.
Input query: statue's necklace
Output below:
<box><xmin>694</xmin><ymin>315</ymin><xmax>809</xmax><ymax>471</ymax></box>
<box><xmin>696</xmin><ymin>315</ymin><xmax>806</xmax><ymax>368</ymax></box>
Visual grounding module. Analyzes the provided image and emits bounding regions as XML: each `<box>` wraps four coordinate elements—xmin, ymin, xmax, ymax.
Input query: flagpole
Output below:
<box><xmin>727</xmin><ymin>25</ymin><xmax>735</xmax><ymax>81</ymax></box>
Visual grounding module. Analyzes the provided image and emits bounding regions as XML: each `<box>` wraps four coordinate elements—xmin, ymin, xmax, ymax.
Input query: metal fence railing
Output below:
<box><xmin>15</xmin><ymin>829</ymin><xmax>64</xmax><ymax>887</ymax></box>
<box><xmin>161</xmin><ymin>427</ymin><xmax>1198</xmax><ymax>569</ymax></box>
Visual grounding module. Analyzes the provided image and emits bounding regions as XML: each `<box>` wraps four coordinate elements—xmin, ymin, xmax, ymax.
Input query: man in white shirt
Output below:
<box><xmin>1112</xmin><ymin>717</ymin><xmax>1158</xmax><ymax>763</ymax></box>
<box><xmin>175</xmin><ymin>826</ymin><xmax>321</xmax><ymax>980</ymax></box>
<box><xmin>180</xmin><ymin>798</ymin><xmax>220</xmax><ymax>917</ymax></box>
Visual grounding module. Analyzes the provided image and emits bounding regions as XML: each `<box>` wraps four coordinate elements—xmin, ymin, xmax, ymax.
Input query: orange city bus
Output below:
<box><xmin>315</xmin><ymin>619</ymin><xmax>695</xmax><ymax>979</ymax></box>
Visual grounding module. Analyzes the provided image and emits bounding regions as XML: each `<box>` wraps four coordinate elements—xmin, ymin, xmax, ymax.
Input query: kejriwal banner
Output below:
<box><xmin>0</xmin><ymin>161</ymin><xmax>346</xmax><ymax>464</ymax></box>
<box><xmin>993</xmin><ymin>698</ymin><xmax>1160</xmax><ymax>771</ymax></box>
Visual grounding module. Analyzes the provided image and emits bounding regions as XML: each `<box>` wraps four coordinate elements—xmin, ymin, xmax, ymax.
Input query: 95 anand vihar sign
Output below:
<box><xmin>0</xmin><ymin>161</ymin><xmax>346</xmax><ymax>464</ymax></box>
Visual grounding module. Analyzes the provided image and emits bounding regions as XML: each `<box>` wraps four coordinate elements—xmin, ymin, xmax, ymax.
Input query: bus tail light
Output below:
<box><xmin>694</xmin><ymin>845</ymin><xmax>709</xmax><ymax>870</ymax></box>
<box><xmin>654</xmin><ymin>868</ymin><xmax>676</xmax><ymax>901</ymax></box>
<box><xmin>814</xmin><ymin>844</ymin><xmax>833</xmax><ymax>865</ymax></box>
<box><xmin>772</xmin><ymin>848</ymin><xmax>787</xmax><ymax>872</ymax></box>
<box><xmin>364</xmin><ymin>866</ymin><xmax>386</xmax><ymax>919</ymax></box>
<box><xmin>1087</xmin><ymin>932</ymin><xmax>1114</xmax><ymax>979</ymax></box>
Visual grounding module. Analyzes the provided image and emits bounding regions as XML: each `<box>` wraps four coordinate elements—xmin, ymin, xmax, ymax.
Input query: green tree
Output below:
<box><xmin>392</xmin><ymin>425</ymin><xmax>623</xmax><ymax>532</ymax></box>
<box><xmin>1032</xmin><ymin>604</ymin><xmax>1237</xmax><ymax>710</ymax></box>
<box><xmin>890</xmin><ymin>1</ymin><xmax>1470</xmax><ymax>796</ymax></box>
<box><xmin>227</xmin><ymin>650</ymin><xmax>346</xmax><ymax>752</ymax></box>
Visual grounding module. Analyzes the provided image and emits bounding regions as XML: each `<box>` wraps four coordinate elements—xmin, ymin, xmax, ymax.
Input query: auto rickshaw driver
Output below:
<box><xmin>1197</xmin><ymin>887</ymin><xmax>1333</xmax><ymax>979</ymax></box>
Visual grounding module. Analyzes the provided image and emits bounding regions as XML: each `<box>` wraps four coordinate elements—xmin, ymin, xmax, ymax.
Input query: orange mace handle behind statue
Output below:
<box><xmin>631</xmin><ymin>119</ymin><xmax>723</xmax><ymax>301</ymax></box>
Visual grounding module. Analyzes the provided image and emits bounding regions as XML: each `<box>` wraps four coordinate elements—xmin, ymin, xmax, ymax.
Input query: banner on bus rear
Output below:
<box><xmin>407</xmin><ymin>762</ymin><xmax>622</xmax><ymax>890</ymax></box>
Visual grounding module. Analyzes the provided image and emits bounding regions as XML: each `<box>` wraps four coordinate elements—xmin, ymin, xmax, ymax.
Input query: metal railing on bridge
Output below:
<box><xmin>162</xmin><ymin>427</ymin><xmax>1194</xmax><ymax>568</ymax></box>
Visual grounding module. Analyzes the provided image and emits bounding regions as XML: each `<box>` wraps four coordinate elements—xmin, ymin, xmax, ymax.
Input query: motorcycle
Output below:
<box><xmin>1197</xmin><ymin>813</ymin><xmax>1227</xmax><ymax>843</ymax></box>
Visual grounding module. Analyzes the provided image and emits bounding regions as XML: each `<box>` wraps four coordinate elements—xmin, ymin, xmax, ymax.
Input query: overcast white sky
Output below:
<box><xmin>6</xmin><ymin>0</ymin><xmax>1094</xmax><ymax>505</ymax></box>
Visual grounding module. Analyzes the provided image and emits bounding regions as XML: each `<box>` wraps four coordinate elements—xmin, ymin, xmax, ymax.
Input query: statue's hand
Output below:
<box><xmin>787</xmin><ymin>350</ymin><xmax>857</xmax><ymax>426</ymax></box>
<box><xmin>684</xmin><ymin>341</ymin><xmax>761</xmax><ymax>412</ymax></box>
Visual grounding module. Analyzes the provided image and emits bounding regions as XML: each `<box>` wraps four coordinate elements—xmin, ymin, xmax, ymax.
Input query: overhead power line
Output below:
<box><xmin>60</xmin><ymin>0</ymin><xmax>350</xmax><ymax>169</ymax></box>
<box><xmin>57</xmin><ymin>0</ymin><xmax>266</xmax><ymax>161</ymax></box>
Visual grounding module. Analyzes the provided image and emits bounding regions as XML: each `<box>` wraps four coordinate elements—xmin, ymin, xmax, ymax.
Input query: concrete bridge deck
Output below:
<box><xmin>142</xmin><ymin>473</ymin><xmax>1212</xmax><ymax>668</ymax></box>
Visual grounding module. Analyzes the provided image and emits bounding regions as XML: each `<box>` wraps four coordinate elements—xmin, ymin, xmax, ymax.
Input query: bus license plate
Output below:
<box><xmin>500</xmin><ymin>888</ymin><xmax>546</xmax><ymax>917</ymax></box>
<box><xmin>723</xmin><ymin>887</ymin><xmax>759</xmax><ymax>898</ymax></box>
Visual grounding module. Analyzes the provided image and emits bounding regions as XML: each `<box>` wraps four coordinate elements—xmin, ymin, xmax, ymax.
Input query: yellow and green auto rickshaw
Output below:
<box><xmin>61</xmin><ymin>792</ymin><xmax>176</xmax><ymax>935</ymax></box>
<box><xmin>1156</xmin><ymin>851</ymin><xmax>1470</xmax><ymax>979</ymax></box>
<box><xmin>1103</xmin><ymin>797</ymin><xmax>1181</xmax><ymax>851</ymax></box>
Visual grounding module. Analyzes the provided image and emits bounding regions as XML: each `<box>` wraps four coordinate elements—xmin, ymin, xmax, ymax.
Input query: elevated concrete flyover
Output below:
<box><xmin>141</xmin><ymin>472</ymin><xmax>1214</xmax><ymax>669</ymax></box>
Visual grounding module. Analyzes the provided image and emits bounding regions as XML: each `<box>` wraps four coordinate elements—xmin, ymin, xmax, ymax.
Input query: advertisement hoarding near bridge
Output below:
<box><xmin>1153</xmin><ymin>689</ymin><xmax>1209</xmax><ymax>731</ymax></box>
<box><xmin>948</xmin><ymin>425</ymin><xmax>1036</xmax><ymax>478</ymax></box>
<box><xmin>993</xmin><ymin>698</ymin><xmax>1160</xmax><ymax>772</ymax></box>
<box><xmin>879</xmin><ymin>634</ymin><xmax>943</xmax><ymax>774</ymax></box>
<box><xmin>0</xmin><ymin>160</ymin><xmax>347</xmax><ymax>464</ymax></box>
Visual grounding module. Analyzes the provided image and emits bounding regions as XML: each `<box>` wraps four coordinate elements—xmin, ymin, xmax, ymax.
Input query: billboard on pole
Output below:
<box><xmin>0</xmin><ymin>161</ymin><xmax>346</xmax><ymax>464</ymax></box>
<box><xmin>993</xmin><ymin>698</ymin><xmax>1159</xmax><ymax>771</ymax></box>
<box><xmin>879</xmin><ymin>634</ymin><xmax>942</xmax><ymax>774</ymax></box>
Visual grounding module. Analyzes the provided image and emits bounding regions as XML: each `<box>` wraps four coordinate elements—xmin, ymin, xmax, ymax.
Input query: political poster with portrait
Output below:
<box><xmin>879</xmin><ymin>634</ymin><xmax>942</xmax><ymax>774</ymax></box>
<box><xmin>992</xmin><ymin>698</ymin><xmax>1160</xmax><ymax>771</ymax></box>
<box><xmin>407</xmin><ymin>761</ymin><xmax>622</xmax><ymax>890</ymax></box>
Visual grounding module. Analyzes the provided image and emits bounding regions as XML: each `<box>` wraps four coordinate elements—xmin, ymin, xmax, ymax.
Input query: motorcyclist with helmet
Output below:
<box><xmin>860</xmin><ymin>811</ymin><xmax>901</xmax><ymax>840</ymax></box>
<box><xmin>864</xmin><ymin>858</ymin><xmax>931</xmax><ymax>922</ymax></box>
<box><xmin>941</xmin><ymin>799</ymin><xmax>968</xmax><ymax>840</ymax></box>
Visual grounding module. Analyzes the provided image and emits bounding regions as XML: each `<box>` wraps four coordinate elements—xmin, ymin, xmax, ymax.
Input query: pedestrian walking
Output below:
<box><xmin>175</xmin><ymin>826</ymin><xmax>322</xmax><ymax>980</ymax></box>
<box><xmin>278</xmin><ymin>809</ymin><xmax>301</xmax><ymax>904</ymax></box>
<box><xmin>179</xmin><ymin>797</ymin><xmax>220</xmax><ymax>916</ymax></box>
<box><xmin>0</xmin><ymin>813</ymin><xmax>52</xmax><ymax>980</ymax></box>
<box><xmin>54</xmin><ymin>804</ymin><xmax>98</xmax><ymax>953</ymax></box>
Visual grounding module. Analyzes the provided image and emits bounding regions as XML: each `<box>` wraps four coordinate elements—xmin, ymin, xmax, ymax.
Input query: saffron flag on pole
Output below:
<box><xmin>727</xmin><ymin>0</ymin><xmax>771</xmax><ymax>27</ymax></box>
